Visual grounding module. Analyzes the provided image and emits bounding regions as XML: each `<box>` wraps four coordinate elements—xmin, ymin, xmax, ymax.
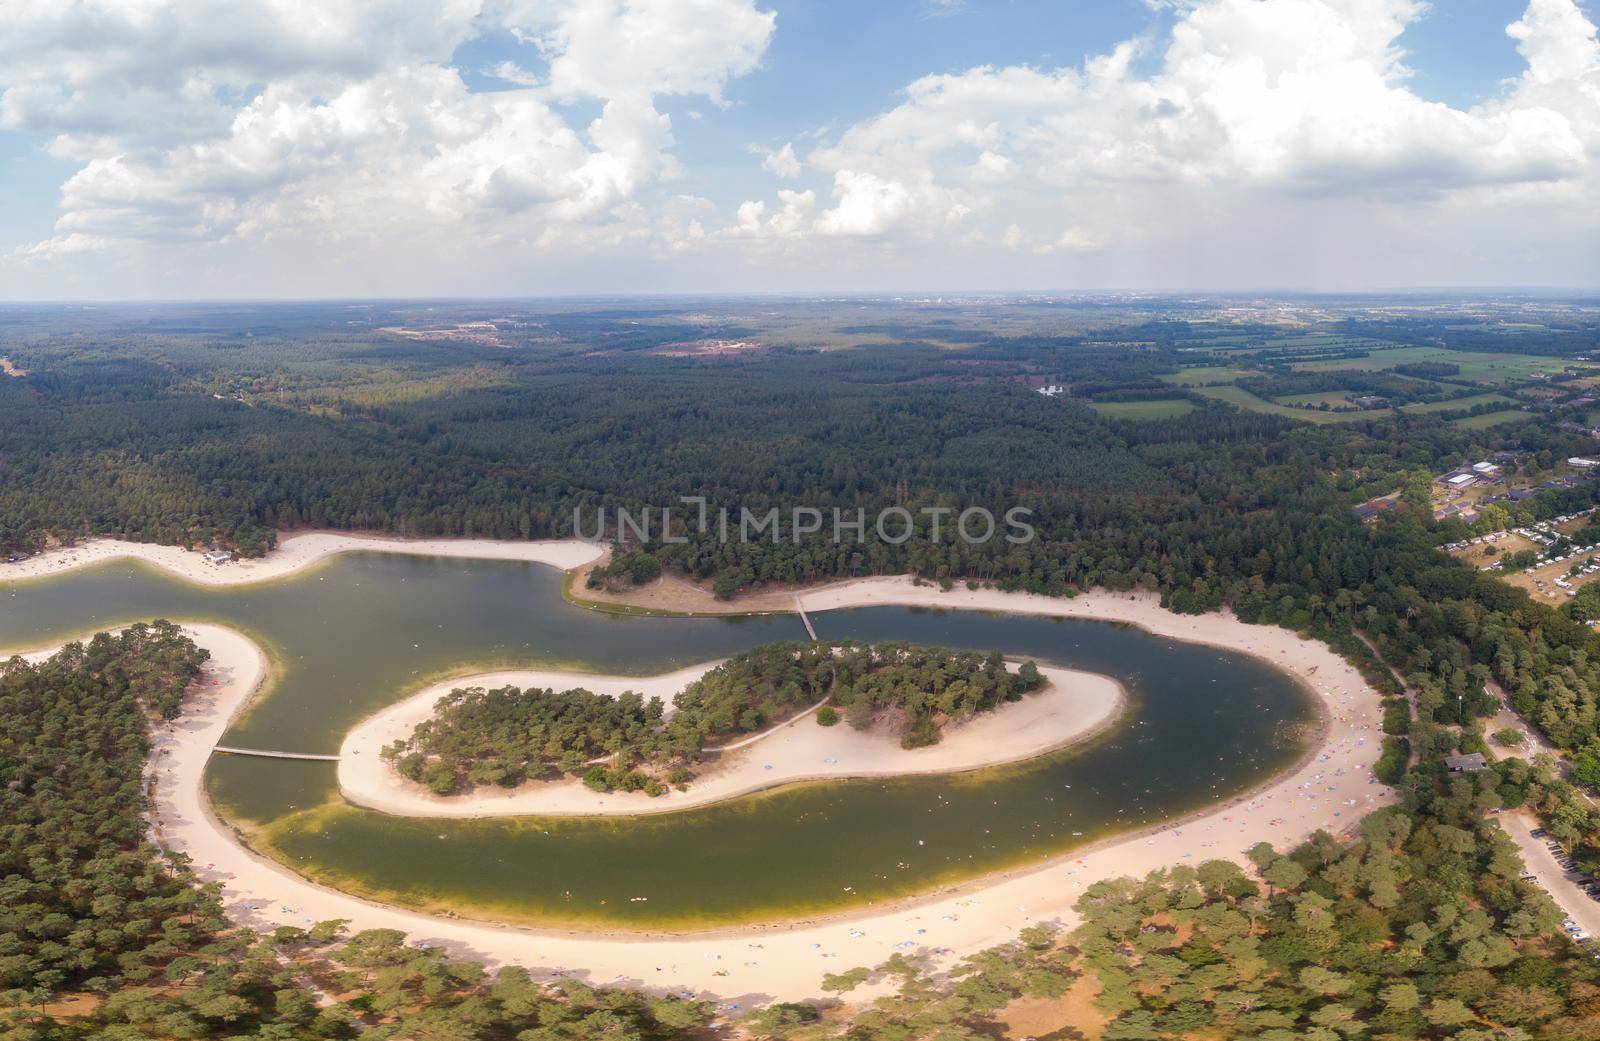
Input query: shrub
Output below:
<box><xmin>1374</xmin><ymin>737</ymin><xmax>1410</xmax><ymax>784</ymax></box>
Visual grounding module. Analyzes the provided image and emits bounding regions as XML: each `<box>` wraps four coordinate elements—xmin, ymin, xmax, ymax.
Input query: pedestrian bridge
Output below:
<box><xmin>213</xmin><ymin>745</ymin><xmax>340</xmax><ymax>761</ymax></box>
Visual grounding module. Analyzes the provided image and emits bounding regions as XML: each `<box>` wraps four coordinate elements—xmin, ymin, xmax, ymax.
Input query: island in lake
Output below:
<box><xmin>382</xmin><ymin>641</ymin><xmax>1046</xmax><ymax>796</ymax></box>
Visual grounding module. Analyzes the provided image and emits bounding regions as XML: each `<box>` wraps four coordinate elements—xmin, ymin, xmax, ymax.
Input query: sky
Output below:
<box><xmin>0</xmin><ymin>0</ymin><xmax>1596</xmax><ymax>299</ymax></box>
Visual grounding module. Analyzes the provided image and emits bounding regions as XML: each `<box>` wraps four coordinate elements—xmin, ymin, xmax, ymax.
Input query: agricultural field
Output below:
<box><xmin>1272</xmin><ymin>390</ymin><xmax>1355</xmax><ymax>408</ymax></box>
<box><xmin>1294</xmin><ymin>346</ymin><xmax>1595</xmax><ymax>384</ymax></box>
<box><xmin>1453</xmin><ymin>409</ymin><xmax>1533</xmax><ymax>429</ymax></box>
<box><xmin>1191</xmin><ymin>384</ymin><xmax>1369</xmax><ymax>424</ymax></box>
<box><xmin>1289</xmin><ymin>345</ymin><xmax>1459</xmax><ymax>372</ymax></box>
<box><xmin>1089</xmin><ymin>399</ymin><xmax>1196</xmax><ymax>419</ymax></box>
<box><xmin>1399</xmin><ymin>392</ymin><xmax>1518</xmax><ymax>414</ymax></box>
<box><xmin>1159</xmin><ymin>364</ymin><xmax>1258</xmax><ymax>386</ymax></box>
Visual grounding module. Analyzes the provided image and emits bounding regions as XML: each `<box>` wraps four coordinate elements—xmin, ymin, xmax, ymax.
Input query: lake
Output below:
<box><xmin>1</xmin><ymin>553</ymin><xmax>1315</xmax><ymax>928</ymax></box>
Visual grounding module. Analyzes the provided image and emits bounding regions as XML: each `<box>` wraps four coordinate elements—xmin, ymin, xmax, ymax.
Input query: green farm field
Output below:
<box><xmin>1452</xmin><ymin>409</ymin><xmax>1533</xmax><ymax>429</ymax></box>
<box><xmin>1399</xmin><ymin>392</ymin><xmax>1518</xmax><ymax>414</ymax></box>
<box><xmin>1160</xmin><ymin>364</ymin><xmax>1258</xmax><ymax>385</ymax></box>
<box><xmin>1090</xmin><ymin>399</ymin><xmax>1197</xmax><ymax>419</ymax></box>
<box><xmin>1273</xmin><ymin>391</ymin><xmax>1355</xmax><ymax>408</ymax></box>
<box><xmin>1294</xmin><ymin>346</ymin><xmax>1594</xmax><ymax>383</ymax></box>
<box><xmin>1192</xmin><ymin>384</ymin><xmax>1370</xmax><ymax>423</ymax></box>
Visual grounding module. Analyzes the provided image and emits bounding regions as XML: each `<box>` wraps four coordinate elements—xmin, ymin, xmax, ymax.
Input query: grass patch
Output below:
<box><xmin>1090</xmin><ymin>399</ymin><xmax>1196</xmax><ymax>420</ymax></box>
<box><xmin>1160</xmin><ymin>365</ymin><xmax>1257</xmax><ymax>386</ymax></box>
<box><xmin>1452</xmin><ymin>409</ymin><xmax>1533</xmax><ymax>430</ymax></box>
<box><xmin>1272</xmin><ymin>391</ymin><xmax>1354</xmax><ymax>408</ymax></box>
<box><xmin>1192</xmin><ymin>384</ymin><xmax>1369</xmax><ymax>424</ymax></box>
<box><xmin>1293</xmin><ymin>346</ymin><xmax>1596</xmax><ymax>385</ymax></box>
<box><xmin>1400</xmin><ymin>392</ymin><xmax>1517</xmax><ymax>414</ymax></box>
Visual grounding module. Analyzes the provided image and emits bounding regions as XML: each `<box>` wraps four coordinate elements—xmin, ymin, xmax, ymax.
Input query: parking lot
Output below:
<box><xmin>1501</xmin><ymin>811</ymin><xmax>1600</xmax><ymax>952</ymax></box>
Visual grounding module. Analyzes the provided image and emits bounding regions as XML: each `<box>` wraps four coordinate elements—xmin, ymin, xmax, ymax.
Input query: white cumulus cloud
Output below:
<box><xmin>2</xmin><ymin>0</ymin><xmax>776</xmax><ymax>260</ymax></box>
<box><xmin>1</xmin><ymin>0</ymin><xmax>1597</xmax><ymax>293</ymax></box>
<box><xmin>727</xmin><ymin>0</ymin><xmax>1600</xmax><ymax>288</ymax></box>
<box><xmin>761</xmin><ymin>142</ymin><xmax>801</xmax><ymax>178</ymax></box>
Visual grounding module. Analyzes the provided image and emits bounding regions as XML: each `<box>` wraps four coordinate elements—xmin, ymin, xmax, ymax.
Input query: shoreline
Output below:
<box><xmin>1</xmin><ymin>531</ymin><xmax>604</xmax><ymax>587</ymax></box>
<box><xmin>16</xmin><ymin>537</ymin><xmax>1392</xmax><ymax>1002</ymax></box>
<box><xmin>336</xmin><ymin>661</ymin><xmax>1126</xmax><ymax>818</ymax></box>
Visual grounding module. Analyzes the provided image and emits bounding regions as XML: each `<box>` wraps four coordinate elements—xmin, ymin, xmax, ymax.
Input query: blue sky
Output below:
<box><xmin>442</xmin><ymin>0</ymin><xmax>1534</xmax><ymax>217</ymax></box>
<box><xmin>0</xmin><ymin>0</ymin><xmax>1593</xmax><ymax>297</ymax></box>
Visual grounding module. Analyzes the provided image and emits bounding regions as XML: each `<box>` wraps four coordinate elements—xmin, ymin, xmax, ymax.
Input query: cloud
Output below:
<box><xmin>814</xmin><ymin>170</ymin><xmax>912</xmax><ymax>236</ymax></box>
<box><xmin>2</xmin><ymin>0</ymin><xmax>1597</xmax><ymax>293</ymax></box>
<box><xmin>727</xmin><ymin>0</ymin><xmax>1599</xmax><ymax>284</ymax></box>
<box><xmin>761</xmin><ymin>141</ymin><xmax>801</xmax><ymax>178</ymax></box>
<box><xmin>525</xmin><ymin>0</ymin><xmax>775</xmax><ymax>104</ymax></box>
<box><xmin>731</xmin><ymin>187</ymin><xmax>814</xmax><ymax>237</ymax></box>
<box><xmin>2</xmin><ymin>0</ymin><xmax>776</xmax><ymax>256</ymax></box>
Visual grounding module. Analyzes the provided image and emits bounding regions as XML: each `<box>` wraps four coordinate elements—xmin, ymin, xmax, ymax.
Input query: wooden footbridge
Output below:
<box><xmin>795</xmin><ymin>596</ymin><xmax>818</xmax><ymax>641</ymax></box>
<box><xmin>213</xmin><ymin>746</ymin><xmax>340</xmax><ymax>761</ymax></box>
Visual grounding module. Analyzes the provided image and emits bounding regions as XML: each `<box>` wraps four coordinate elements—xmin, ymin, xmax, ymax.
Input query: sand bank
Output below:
<box><xmin>134</xmin><ymin>580</ymin><xmax>1384</xmax><ymax>1004</ymax></box>
<box><xmin>1</xmin><ymin>531</ymin><xmax>603</xmax><ymax>586</ymax></box>
<box><xmin>337</xmin><ymin>662</ymin><xmax>1123</xmax><ymax>818</ymax></box>
<box><xmin>15</xmin><ymin>546</ymin><xmax>1391</xmax><ymax>1003</ymax></box>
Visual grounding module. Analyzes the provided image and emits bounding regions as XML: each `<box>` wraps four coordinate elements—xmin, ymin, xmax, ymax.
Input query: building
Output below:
<box><xmin>1445</xmin><ymin>753</ymin><xmax>1488</xmax><ymax>773</ymax></box>
<box><xmin>1352</xmin><ymin>497</ymin><xmax>1398</xmax><ymax>524</ymax></box>
<box><xmin>1569</xmin><ymin>457</ymin><xmax>1600</xmax><ymax>469</ymax></box>
<box><xmin>1508</xmin><ymin>487</ymin><xmax>1537</xmax><ymax>502</ymax></box>
<box><xmin>1471</xmin><ymin>461</ymin><xmax>1500</xmax><ymax>475</ymax></box>
<box><xmin>203</xmin><ymin>549</ymin><xmax>233</xmax><ymax>565</ymax></box>
<box><xmin>1037</xmin><ymin>384</ymin><xmax>1064</xmax><ymax>397</ymax></box>
<box><xmin>1434</xmin><ymin>502</ymin><xmax>1480</xmax><ymax>523</ymax></box>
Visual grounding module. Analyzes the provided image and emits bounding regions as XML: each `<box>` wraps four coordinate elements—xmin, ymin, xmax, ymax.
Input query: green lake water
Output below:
<box><xmin>0</xmin><ymin>554</ymin><xmax>1317</xmax><ymax>929</ymax></box>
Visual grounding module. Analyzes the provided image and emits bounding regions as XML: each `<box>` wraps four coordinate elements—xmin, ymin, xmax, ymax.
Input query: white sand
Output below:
<box><xmin>1</xmin><ymin>531</ymin><xmax>603</xmax><ymax>586</ymax></box>
<box><xmin>337</xmin><ymin>662</ymin><xmax>1123</xmax><ymax>818</ymax></box>
<box><xmin>22</xmin><ymin>553</ymin><xmax>1391</xmax><ymax>1003</ymax></box>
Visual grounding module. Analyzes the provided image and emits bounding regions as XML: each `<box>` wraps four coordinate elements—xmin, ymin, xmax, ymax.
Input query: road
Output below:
<box><xmin>1499</xmin><ymin>811</ymin><xmax>1600</xmax><ymax>939</ymax></box>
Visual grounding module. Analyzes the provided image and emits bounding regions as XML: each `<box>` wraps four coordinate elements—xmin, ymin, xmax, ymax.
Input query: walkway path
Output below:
<box><xmin>214</xmin><ymin>746</ymin><xmax>341</xmax><ymax>762</ymax></box>
<box><xmin>795</xmin><ymin>596</ymin><xmax>818</xmax><ymax>641</ymax></box>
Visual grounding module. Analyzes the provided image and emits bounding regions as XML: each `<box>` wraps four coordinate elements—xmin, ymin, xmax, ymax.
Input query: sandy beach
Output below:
<box><xmin>337</xmin><ymin>661</ymin><xmax>1124</xmax><ymax>818</ymax></box>
<box><xmin>1</xmin><ymin>531</ymin><xmax>604</xmax><ymax>586</ymax></box>
<box><xmin>17</xmin><ymin>542</ymin><xmax>1392</xmax><ymax>1003</ymax></box>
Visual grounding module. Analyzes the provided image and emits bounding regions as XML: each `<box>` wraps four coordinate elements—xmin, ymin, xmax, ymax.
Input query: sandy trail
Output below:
<box><xmin>16</xmin><ymin>540</ymin><xmax>1392</xmax><ymax>1004</ymax></box>
<box><xmin>337</xmin><ymin>662</ymin><xmax>1123</xmax><ymax>818</ymax></box>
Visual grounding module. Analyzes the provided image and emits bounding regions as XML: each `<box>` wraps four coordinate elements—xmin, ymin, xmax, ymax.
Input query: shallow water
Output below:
<box><xmin>1</xmin><ymin>554</ymin><xmax>1316</xmax><ymax>927</ymax></box>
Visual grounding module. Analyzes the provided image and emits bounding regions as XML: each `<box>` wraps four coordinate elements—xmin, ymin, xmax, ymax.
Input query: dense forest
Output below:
<box><xmin>383</xmin><ymin>642</ymin><xmax>1044</xmax><ymax>795</ymax></box>
<box><xmin>8</xmin><ymin>303</ymin><xmax>1600</xmax><ymax>774</ymax></box>
<box><xmin>11</xmin><ymin>299</ymin><xmax>1600</xmax><ymax>1035</ymax></box>
<box><xmin>8</xmin><ymin>628</ymin><xmax>1600</xmax><ymax>1041</ymax></box>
